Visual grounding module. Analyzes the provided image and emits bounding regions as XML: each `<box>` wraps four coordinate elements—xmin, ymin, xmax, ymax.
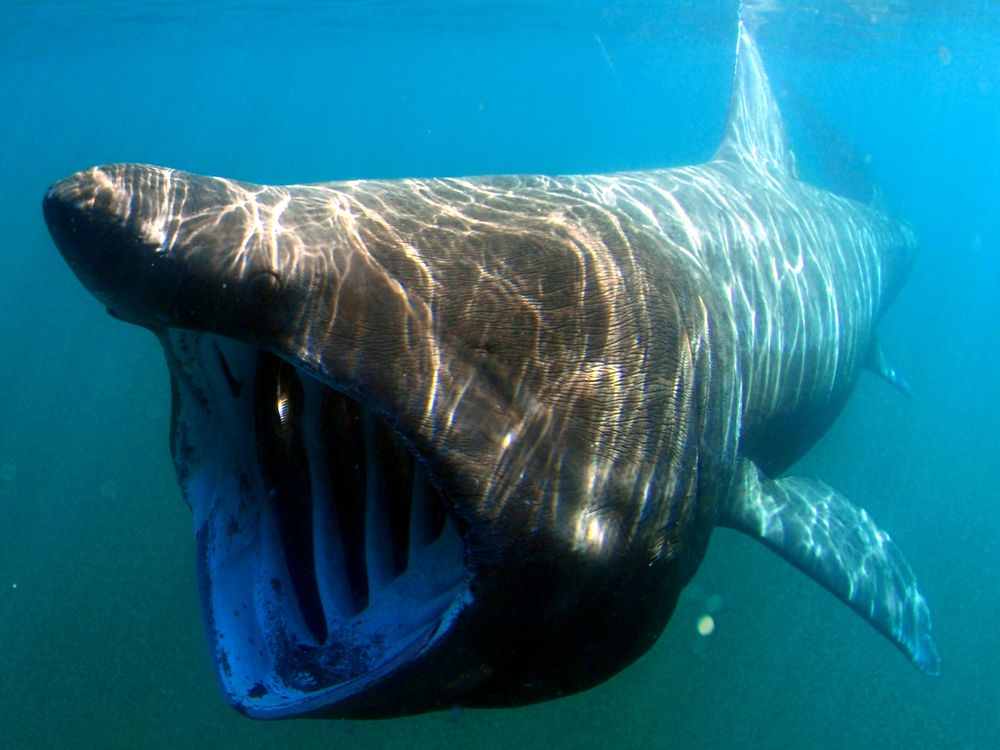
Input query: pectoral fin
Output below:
<box><xmin>866</xmin><ymin>338</ymin><xmax>916</xmax><ymax>400</ymax></box>
<box><xmin>720</xmin><ymin>460</ymin><xmax>940</xmax><ymax>674</ymax></box>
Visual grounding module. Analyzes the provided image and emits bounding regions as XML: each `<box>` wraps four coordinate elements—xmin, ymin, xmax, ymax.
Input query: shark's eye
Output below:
<box><xmin>247</xmin><ymin>269</ymin><xmax>282</xmax><ymax>307</ymax></box>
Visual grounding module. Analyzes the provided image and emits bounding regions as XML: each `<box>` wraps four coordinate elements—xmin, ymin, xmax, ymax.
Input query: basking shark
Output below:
<box><xmin>43</xmin><ymin>24</ymin><xmax>937</xmax><ymax>719</ymax></box>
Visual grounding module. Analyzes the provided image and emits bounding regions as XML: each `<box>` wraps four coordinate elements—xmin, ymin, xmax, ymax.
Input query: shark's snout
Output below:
<box><xmin>43</xmin><ymin>166</ymin><xmax>177</xmax><ymax>327</ymax></box>
<box><xmin>42</xmin><ymin>173</ymin><xmax>86</xmax><ymax>233</ymax></box>
<box><xmin>42</xmin><ymin>164</ymin><xmax>299</xmax><ymax>335</ymax></box>
<box><xmin>44</xmin><ymin>170</ymin><xmax>127</xmax><ymax>302</ymax></box>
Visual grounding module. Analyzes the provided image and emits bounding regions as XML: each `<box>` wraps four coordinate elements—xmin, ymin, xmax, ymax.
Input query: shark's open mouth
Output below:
<box><xmin>163</xmin><ymin>330</ymin><xmax>470</xmax><ymax>718</ymax></box>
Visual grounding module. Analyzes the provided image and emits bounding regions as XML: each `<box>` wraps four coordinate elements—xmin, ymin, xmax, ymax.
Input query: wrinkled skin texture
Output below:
<box><xmin>42</xmin><ymin>26</ymin><xmax>935</xmax><ymax>719</ymax></box>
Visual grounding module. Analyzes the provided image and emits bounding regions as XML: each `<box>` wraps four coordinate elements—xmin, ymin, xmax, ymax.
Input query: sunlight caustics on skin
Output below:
<box><xmin>41</xmin><ymin>22</ymin><xmax>937</xmax><ymax>719</ymax></box>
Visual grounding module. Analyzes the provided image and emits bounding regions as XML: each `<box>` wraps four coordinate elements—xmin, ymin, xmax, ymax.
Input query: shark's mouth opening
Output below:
<box><xmin>164</xmin><ymin>330</ymin><xmax>470</xmax><ymax>718</ymax></box>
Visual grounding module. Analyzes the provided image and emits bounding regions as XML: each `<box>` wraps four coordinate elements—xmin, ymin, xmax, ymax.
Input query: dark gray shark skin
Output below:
<box><xmin>43</xmin><ymin>24</ymin><xmax>938</xmax><ymax>719</ymax></box>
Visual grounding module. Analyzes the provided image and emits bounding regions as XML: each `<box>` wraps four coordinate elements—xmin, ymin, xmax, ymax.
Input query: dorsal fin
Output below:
<box><xmin>714</xmin><ymin>22</ymin><xmax>797</xmax><ymax>177</ymax></box>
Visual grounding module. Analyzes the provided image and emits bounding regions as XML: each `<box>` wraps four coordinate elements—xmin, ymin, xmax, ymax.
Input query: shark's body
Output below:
<box><xmin>43</xmin><ymin>25</ymin><xmax>937</xmax><ymax>719</ymax></box>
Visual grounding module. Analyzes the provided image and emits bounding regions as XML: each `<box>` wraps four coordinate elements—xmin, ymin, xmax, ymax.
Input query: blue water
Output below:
<box><xmin>1</xmin><ymin>1</ymin><xmax>997</xmax><ymax>747</ymax></box>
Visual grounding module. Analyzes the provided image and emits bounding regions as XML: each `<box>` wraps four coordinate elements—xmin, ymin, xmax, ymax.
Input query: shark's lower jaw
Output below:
<box><xmin>163</xmin><ymin>330</ymin><xmax>470</xmax><ymax>719</ymax></box>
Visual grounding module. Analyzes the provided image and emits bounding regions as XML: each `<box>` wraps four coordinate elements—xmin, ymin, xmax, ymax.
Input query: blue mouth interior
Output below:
<box><xmin>166</xmin><ymin>332</ymin><xmax>469</xmax><ymax>718</ymax></box>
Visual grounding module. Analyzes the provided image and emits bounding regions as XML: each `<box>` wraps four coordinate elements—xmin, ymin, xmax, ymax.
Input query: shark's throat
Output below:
<box><xmin>164</xmin><ymin>330</ymin><xmax>470</xmax><ymax>717</ymax></box>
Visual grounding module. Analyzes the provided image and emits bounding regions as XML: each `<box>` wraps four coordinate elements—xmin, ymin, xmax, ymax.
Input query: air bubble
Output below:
<box><xmin>696</xmin><ymin>614</ymin><xmax>715</xmax><ymax>637</ymax></box>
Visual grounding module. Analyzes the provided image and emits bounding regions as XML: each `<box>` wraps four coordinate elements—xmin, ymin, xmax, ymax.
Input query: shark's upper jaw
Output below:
<box><xmin>168</xmin><ymin>329</ymin><xmax>471</xmax><ymax>718</ymax></box>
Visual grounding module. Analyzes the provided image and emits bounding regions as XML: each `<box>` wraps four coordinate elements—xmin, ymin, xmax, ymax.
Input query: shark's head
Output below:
<box><xmin>44</xmin><ymin>164</ymin><xmax>728</xmax><ymax>718</ymax></box>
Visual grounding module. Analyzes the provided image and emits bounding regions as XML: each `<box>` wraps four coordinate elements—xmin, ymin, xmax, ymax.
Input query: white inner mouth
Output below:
<box><xmin>164</xmin><ymin>330</ymin><xmax>469</xmax><ymax>717</ymax></box>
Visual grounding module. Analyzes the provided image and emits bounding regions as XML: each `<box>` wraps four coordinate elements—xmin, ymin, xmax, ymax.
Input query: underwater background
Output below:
<box><xmin>1</xmin><ymin>1</ymin><xmax>997</xmax><ymax>747</ymax></box>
